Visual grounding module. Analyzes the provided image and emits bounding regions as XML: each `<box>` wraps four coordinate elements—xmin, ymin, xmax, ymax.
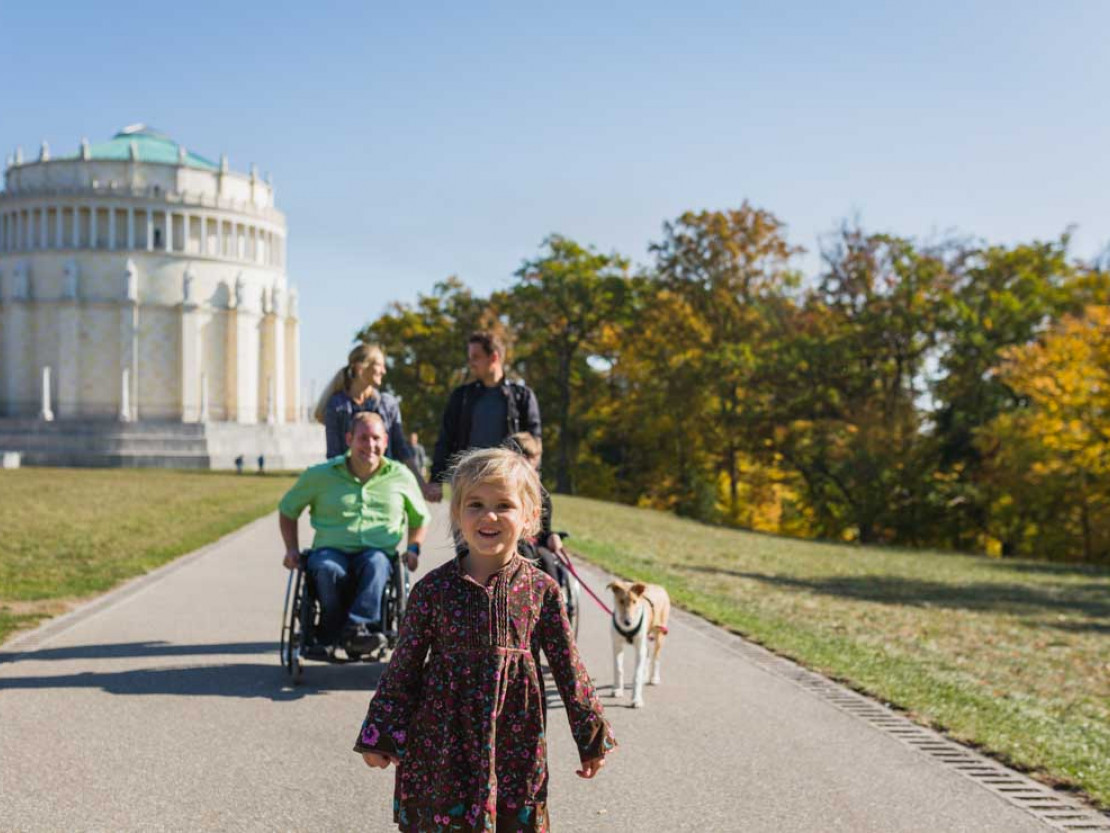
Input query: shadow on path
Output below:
<box><xmin>0</xmin><ymin>648</ymin><xmax>385</xmax><ymax>701</ymax></box>
<box><xmin>681</xmin><ymin>565</ymin><xmax>1110</xmax><ymax>620</ymax></box>
<box><xmin>0</xmin><ymin>641</ymin><xmax>276</xmax><ymax>664</ymax></box>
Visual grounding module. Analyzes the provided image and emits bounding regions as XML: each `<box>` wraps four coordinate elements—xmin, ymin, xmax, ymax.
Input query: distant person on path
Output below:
<box><xmin>355</xmin><ymin>447</ymin><xmax>614</xmax><ymax>832</ymax></box>
<box><xmin>279</xmin><ymin>412</ymin><xmax>428</xmax><ymax>658</ymax></box>
<box><xmin>408</xmin><ymin>431</ymin><xmax>427</xmax><ymax>480</ymax></box>
<box><xmin>315</xmin><ymin>343</ymin><xmax>416</xmax><ymax>475</ymax></box>
<box><xmin>425</xmin><ymin>330</ymin><xmax>541</xmax><ymax>502</ymax></box>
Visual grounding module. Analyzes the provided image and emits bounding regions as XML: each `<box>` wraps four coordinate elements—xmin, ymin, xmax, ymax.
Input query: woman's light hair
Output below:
<box><xmin>313</xmin><ymin>342</ymin><xmax>386</xmax><ymax>424</ymax></box>
<box><xmin>450</xmin><ymin>447</ymin><xmax>543</xmax><ymax>546</ymax></box>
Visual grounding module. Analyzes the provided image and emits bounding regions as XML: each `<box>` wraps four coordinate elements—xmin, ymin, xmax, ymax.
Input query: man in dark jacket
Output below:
<box><xmin>425</xmin><ymin>331</ymin><xmax>541</xmax><ymax>501</ymax></box>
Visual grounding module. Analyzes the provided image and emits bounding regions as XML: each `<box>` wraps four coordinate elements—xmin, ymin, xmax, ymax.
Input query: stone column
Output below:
<box><xmin>120</xmin><ymin>259</ymin><xmax>139</xmax><ymax>421</ymax></box>
<box><xmin>285</xmin><ymin>287</ymin><xmax>301</xmax><ymax>423</ymax></box>
<box><xmin>55</xmin><ymin>206</ymin><xmax>64</xmax><ymax>249</ymax></box>
<box><xmin>90</xmin><ymin>205</ymin><xmax>98</xmax><ymax>249</ymax></box>
<box><xmin>146</xmin><ymin>209</ymin><xmax>154</xmax><ymax>252</ymax></box>
<box><xmin>40</xmin><ymin>366</ymin><xmax>54</xmax><ymax>421</ymax></box>
<box><xmin>57</xmin><ymin>260</ymin><xmax>80</xmax><ymax>418</ymax></box>
<box><xmin>227</xmin><ymin>275</ymin><xmax>260</xmax><ymax>424</ymax></box>
<box><xmin>39</xmin><ymin>206</ymin><xmax>47</xmax><ymax>249</ymax></box>
<box><xmin>164</xmin><ymin>209</ymin><xmax>173</xmax><ymax>252</ymax></box>
<box><xmin>182</xmin><ymin>211</ymin><xmax>191</xmax><ymax>254</ymax></box>
<box><xmin>72</xmin><ymin>207</ymin><xmax>80</xmax><ymax>248</ymax></box>
<box><xmin>199</xmin><ymin>373</ymin><xmax>210</xmax><ymax>423</ymax></box>
<box><xmin>127</xmin><ymin>207</ymin><xmax>135</xmax><ymax>250</ymax></box>
<box><xmin>180</xmin><ymin>267</ymin><xmax>202</xmax><ymax>422</ymax></box>
<box><xmin>217</xmin><ymin>218</ymin><xmax>224</xmax><ymax>258</ymax></box>
<box><xmin>108</xmin><ymin>207</ymin><xmax>117</xmax><ymax>251</ymax></box>
<box><xmin>119</xmin><ymin>368</ymin><xmax>132</xmax><ymax>422</ymax></box>
<box><xmin>270</xmin><ymin>286</ymin><xmax>286</xmax><ymax>424</ymax></box>
<box><xmin>2</xmin><ymin>276</ymin><xmax>28</xmax><ymax>415</ymax></box>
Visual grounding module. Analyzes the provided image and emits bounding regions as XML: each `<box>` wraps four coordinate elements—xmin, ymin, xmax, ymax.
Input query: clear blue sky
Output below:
<box><xmin>3</xmin><ymin>1</ymin><xmax>1108</xmax><ymax>402</ymax></box>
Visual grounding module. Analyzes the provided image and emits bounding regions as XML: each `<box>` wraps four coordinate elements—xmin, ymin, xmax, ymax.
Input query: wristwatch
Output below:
<box><xmin>406</xmin><ymin>542</ymin><xmax>421</xmax><ymax>557</ymax></box>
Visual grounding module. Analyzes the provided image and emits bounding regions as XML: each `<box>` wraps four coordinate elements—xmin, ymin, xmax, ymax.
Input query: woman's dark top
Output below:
<box><xmin>323</xmin><ymin>389</ymin><xmax>410</xmax><ymax>461</ymax></box>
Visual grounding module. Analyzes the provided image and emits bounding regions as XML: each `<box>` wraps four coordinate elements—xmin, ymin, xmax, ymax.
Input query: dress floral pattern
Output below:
<box><xmin>354</xmin><ymin>553</ymin><xmax>616</xmax><ymax>832</ymax></box>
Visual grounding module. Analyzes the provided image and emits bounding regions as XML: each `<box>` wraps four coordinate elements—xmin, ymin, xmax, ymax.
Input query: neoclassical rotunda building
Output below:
<box><xmin>0</xmin><ymin>125</ymin><xmax>322</xmax><ymax>467</ymax></box>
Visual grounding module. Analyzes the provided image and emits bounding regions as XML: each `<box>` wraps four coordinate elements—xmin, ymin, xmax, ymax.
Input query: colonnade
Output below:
<box><xmin>0</xmin><ymin>203</ymin><xmax>285</xmax><ymax>267</ymax></box>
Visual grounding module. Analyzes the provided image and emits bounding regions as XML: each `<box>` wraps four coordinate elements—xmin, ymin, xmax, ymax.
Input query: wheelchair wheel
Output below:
<box><xmin>558</xmin><ymin>567</ymin><xmax>581</xmax><ymax>639</ymax></box>
<box><xmin>281</xmin><ymin>568</ymin><xmax>305</xmax><ymax>683</ymax></box>
<box><xmin>382</xmin><ymin>555</ymin><xmax>410</xmax><ymax>650</ymax></box>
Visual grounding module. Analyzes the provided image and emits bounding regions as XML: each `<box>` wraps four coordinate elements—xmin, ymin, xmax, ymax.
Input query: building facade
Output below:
<box><xmin>0</xmin><ymin>125</ymin><xmax>300</xmax><ymax>426</ymax></box>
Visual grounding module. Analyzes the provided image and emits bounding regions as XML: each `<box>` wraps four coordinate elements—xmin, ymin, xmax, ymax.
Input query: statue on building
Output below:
<box><xmin>12</xmin><ymin>261</ymin><xmax>29</xmax><ymax>301</ymax></box>
<box><xmin>63</xmin><ymin>259</ymin><xmax>79</xmax><ymax>300</ymax></box>
<box><xmin>124</xmin><ymin>259</ymin><xmax>138</xmax><ymax>302</ymax></box>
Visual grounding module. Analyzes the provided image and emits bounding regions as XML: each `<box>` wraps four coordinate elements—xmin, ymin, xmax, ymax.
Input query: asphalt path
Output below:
<box><xmin>0</xmin><ymin>506</ymin><xmax>1073</xmax><ymax>832</ymax></box>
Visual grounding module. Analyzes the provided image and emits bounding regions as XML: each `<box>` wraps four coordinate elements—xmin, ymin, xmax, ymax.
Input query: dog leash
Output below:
<box><xmin>553</xmin><ymin>548</ymin><xmax>613</xmax><ymax>616</ymax></box>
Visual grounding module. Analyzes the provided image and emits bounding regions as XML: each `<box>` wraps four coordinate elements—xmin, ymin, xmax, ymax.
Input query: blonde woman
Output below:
<box><xmin>315</xmin><ymin>343</ymin><xmax>412</xmax><ymax>467</ymax></box>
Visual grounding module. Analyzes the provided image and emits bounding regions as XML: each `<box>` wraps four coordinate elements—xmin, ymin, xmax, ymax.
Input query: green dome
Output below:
<box><xmin>69</xmin><ymin>125</ymin><xmax>219</xmax><ymax>170</ymax></box>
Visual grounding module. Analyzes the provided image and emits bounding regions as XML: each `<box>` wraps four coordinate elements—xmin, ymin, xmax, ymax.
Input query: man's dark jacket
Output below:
<box><xmin>430</xmin><ymin>377</ymin><xmax>541</xmax><ymax>482</ymax></box>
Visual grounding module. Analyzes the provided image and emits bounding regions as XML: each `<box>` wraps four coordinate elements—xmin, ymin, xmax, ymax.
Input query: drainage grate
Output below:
<box><xmin>675</xmin><ymin>608</ymin><xmax>1110</xmax><ymax>831</ymax></box>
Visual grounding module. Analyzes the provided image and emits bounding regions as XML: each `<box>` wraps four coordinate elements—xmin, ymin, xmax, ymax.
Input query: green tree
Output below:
<box><xmin>503</xmin><ymin>236</ymin><xmax>635</xmax><ymax>494</ymax></box>
<box><xmin>357</xmin><ymin>277</ymin><xmax>492</xmax><ymax>442</ymax></box>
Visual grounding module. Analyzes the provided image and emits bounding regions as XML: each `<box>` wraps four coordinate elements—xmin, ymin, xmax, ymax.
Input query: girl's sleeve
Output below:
<box><xmin>353</xmin><ymin>578</ymin><xmax>434</xmax><ymax>759</ymax></box>
<box><xmin>535</xmin><ymin>579</ymin><xmax>617</xmax><ymax>763</ymax></box>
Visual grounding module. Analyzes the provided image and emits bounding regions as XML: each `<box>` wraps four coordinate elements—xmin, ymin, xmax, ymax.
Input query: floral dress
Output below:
<box><xmin>354</xmin><ymin>553</ymin><xmax>616</xmax><ymax>832</ymax></box>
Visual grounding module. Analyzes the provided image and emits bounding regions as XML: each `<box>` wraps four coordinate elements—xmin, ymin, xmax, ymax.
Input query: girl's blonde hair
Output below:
<box><xmin>313</xmin><ymin>342</ymin><xmax>386</xmax><ymax>424</ymax></box>
<box><xmin>450</xmin><ymin>447</ymin><xmax>543</xmax><ymax>547</ymax></box>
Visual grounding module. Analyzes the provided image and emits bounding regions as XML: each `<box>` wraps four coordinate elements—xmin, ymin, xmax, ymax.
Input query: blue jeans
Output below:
<box><xmin>306</xmin><ymin>547</ymin><xmax>392</xmax><ymax>645</ymax></box>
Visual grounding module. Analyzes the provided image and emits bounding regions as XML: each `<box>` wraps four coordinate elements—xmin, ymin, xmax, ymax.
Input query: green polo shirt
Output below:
<box><xmin>278</xmin><ymin>455</ymin><xmax>430</xmax><ymax>553</ymax></box>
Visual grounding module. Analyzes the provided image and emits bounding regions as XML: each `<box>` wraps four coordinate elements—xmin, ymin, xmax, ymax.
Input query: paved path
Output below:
<box><xmin>0</xmin><ymin>507</ymin><xmax>1095</xmax><ymax>832</ymax></box>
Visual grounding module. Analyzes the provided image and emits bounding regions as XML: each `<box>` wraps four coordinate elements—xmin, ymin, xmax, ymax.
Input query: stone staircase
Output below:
<box><xmin>0</xmin><ymin>419</ymin><xmax>324</xmax><ymax>470</ymax></box>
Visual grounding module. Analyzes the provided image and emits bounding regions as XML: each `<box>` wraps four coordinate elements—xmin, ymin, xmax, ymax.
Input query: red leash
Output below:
<box><xmin>553</xmin><ymin>548</ymin><xmax>613</xmax><ymax>616</ymax></box>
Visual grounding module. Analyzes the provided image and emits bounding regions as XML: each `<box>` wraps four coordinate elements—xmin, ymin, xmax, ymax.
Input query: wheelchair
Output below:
<box><xmin>280</xmin><ymin>549</ymin><xmax>410</xmax><ymax>683</ymax></box>
<box><xmin>527</xmin><ymin>532</ymin><xmax>582</xmax><ymax>639</ymax></box>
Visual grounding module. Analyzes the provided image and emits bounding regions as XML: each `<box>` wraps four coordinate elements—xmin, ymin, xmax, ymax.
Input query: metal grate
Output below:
<box><xmin>675</xmin><ymin>608</ymin><xmax>1110</xmax><ymax>832</ymax></box>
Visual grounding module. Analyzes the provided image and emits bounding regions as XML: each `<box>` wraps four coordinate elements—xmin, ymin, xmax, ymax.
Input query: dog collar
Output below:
<box><xmin>613</xmin><ymin>608</ymin><xmax>645</xmax><ymax>644</ymax></box>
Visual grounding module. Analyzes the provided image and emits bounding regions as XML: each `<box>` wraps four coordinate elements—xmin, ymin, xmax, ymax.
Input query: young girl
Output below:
<box><xmin>354</xmin><ymin>447</ymin><xmax>615</xmax><ymax>832</ymax></box>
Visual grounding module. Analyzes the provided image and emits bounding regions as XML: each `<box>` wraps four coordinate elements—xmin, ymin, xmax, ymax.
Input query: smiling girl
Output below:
<box><xmin>354</xmin><ymin>447</ymin><xmax>615</xmax><ymax>832</ymax></box>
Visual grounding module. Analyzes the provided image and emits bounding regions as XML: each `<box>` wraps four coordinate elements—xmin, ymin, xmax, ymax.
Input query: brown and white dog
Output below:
<box><xmin>607</xmin><ymin>580</ymin><xmax>671</xmax><ymax>708</ymax></box>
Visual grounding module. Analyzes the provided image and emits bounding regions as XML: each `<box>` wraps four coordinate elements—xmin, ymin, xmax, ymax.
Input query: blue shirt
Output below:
<box><xmin>324</xmin><ymin>390</ymin><xmax>410</xmax><ymax>461</ymax></box>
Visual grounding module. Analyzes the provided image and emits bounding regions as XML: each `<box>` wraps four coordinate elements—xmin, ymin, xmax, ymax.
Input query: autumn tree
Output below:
<box><xmin>501</xmin><ymin>236</ymin><xmax>636</xmax><ymax>494</ymax></box>
<box><xmin>976</xmin><ymin>306</ymin><xmax>1110</xmax><ymax>561</ymax></box>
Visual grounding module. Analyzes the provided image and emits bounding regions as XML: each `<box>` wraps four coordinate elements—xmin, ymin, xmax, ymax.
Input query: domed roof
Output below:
<box><xmin>70</xmin><ymin>125</ymin><xmax>219</xmax><ymax>170</ymax></box>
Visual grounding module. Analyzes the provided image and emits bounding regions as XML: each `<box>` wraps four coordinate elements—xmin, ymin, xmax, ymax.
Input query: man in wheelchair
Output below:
<box><xmin>279</xmin><ymin>411</ymin><xmax>428</xmax><ymax>660</ymax></box>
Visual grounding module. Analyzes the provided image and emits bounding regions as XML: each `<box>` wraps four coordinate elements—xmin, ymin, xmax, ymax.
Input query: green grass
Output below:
<box><xmin>555</xmin><ymin>494</ymin><xmax>1110</xmax><ymax>809</ymax></box>
<box><xmin>0</xmin><ymin>468</ymin><xmax>296</xmax><ymax>644</ymax></box>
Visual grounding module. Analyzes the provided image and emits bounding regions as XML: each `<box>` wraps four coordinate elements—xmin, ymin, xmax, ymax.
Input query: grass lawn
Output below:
<box><xmin>555</xmin><ymin>494</ymin><xmax>1110</xmax><ymax>809</ymax></box>
<box><xmin>0</xmin><ymin>468</ymin><xmax>296</xmax><ymax>645</ymax></box>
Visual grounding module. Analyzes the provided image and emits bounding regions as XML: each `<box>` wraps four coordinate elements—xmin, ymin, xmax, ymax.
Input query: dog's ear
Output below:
<box><xmin>606</xmin><ymin>581</ymin><xmax>622</xmax><ymax>594</ymax></box>
<box><xmin>630</xmin><ymin>582</ymin><xmax>647</xmax><ymax>597</ymax></box>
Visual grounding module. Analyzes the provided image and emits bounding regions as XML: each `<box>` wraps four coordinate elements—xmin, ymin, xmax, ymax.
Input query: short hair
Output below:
<box><xmin>348</xmin><ymin>411</ymin><xmax>386</xmax><ymax>435</ymax></box>
<box><xmin>468</xmin><ymin>330</ymin><xmax>505</xmax><ymax>361</ymax></box>
<box><xmin>505</xmin><ymin>432</ymin><xmax>541</xmax><ymax>463</ymax></box>
<box><xmin>449</xmin><ymin>447</ymin><xmax>542</xmax><ymax>545</ymax></box>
